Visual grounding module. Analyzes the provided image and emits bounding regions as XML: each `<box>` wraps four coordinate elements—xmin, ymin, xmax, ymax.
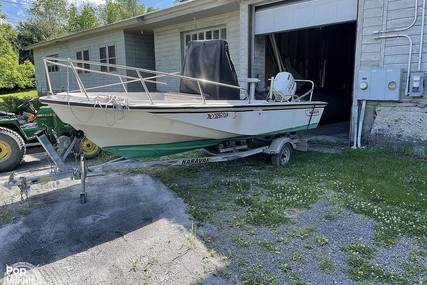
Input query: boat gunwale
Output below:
<box><xmin>40</xmin><ymin>95</ymin><xmax>328</xmax><ymax>111</ymax></box>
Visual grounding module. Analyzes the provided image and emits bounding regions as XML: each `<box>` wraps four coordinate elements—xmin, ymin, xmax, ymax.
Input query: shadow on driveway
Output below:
<box><xmin>0</xmin><ymin>174</ymin><xmax>226</xmax><ymax>284</ymax></box>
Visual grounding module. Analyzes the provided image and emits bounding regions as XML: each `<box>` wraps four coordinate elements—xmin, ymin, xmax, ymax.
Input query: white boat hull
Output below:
<box><xmin>41</xmin><ymin>94</ymin><xmax>326</xmax><ymax>157</ymax></box>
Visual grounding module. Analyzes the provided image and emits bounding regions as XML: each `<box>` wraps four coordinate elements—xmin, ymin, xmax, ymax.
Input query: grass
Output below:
<box><xmin>341</xmin><ymin>243</ymin><xmax>406</xmax><ymax>283</ymax></box>
<box><xmin>241</xmin><ymin>261</ymin><xmax>278</xmax><ymax>285</ymax></box>
<box><xmin>257</xmin><ymin>239</ymin><xmax>281</xmax><ymax>253</ymax></box>
<box><xmin>0</xmin><ymin>89</ymin><xmax>38</xmax><ymax>100</ymax></box>
<box><xmin>278</xmin><ymin>260</ymin><xmax>291</xmax><ymax>272</ymax></box>
<box><xmin>128</xmin><ymin>149</ymin><xmax>426</xmax><ymax>284</ymax></box>
<box><xmin>291</xmin><ymin>250</ymin><xmax>304</xmax><ymax>263</ymax></box>
<box><xmin>293</xmin><ymin>226</ymin><xmax>315</xmax><ymax>239</ymax></box>
<box><xmin>0</xmin><ymin>89</ymin><xmax>39</xmax><ymax>113</ymax></box>
<box><xmin>134</xmin><ymin>149</ymin><xmax>426</xmax><ymax>244</ymax></box>
<box><xmin>319</xmin><ymin>258</ymin><xmax>335</xmax><ymax>272</ymax></box>
<box><xmin>341</xmin><ymin>243</ymin><xmax>375</xmax><ymax>259</ymax></box>
<box><xmin>315</xmin><ymin>234</ymin><xmax>329</xmax><ymax>246</ymax></box>
<box><xmin>233</xmin><ymin>235</ymin><xmax>251</xmax><ymax>247</ymax></box>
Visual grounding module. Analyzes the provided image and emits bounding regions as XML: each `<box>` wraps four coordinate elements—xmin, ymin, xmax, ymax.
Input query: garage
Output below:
<box><xmin>252</xmin><ymin>0</ymin><xmax>358</xmax><ymax>136</ymax></box>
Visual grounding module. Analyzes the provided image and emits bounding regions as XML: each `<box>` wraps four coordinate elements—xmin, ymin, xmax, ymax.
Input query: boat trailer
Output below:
<box><xmin>5</xmin><ymin>131</ymin><xmax>304</xmax><ymax>204</ymax></box>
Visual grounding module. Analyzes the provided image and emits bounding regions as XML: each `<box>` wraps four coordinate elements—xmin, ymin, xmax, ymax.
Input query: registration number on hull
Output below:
<box><xmin>305</xmin><ymin>109</ymin><xmax>320</xmax><ymax>117</ymax></box>
<box><xmin>207</xmin><ymin>112</ymin><xmax>229</xmax><ymax>119</ymax></box>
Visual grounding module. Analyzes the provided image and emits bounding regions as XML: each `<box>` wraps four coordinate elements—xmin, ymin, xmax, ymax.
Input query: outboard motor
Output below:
<box><xmin>271</xmin><ymin>72</ymin><xmax>297</xmax><ymax>101</ymax></box>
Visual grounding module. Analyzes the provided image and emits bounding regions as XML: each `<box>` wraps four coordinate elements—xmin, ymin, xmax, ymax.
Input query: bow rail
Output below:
<box><xmin>43</xmin><ymin>57</ymin><xmax>245</xmax><ymax>104</ymax></box>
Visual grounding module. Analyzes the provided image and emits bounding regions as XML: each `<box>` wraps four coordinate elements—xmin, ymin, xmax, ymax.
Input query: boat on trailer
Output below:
<box><xmin>40</xmin><ymin>40</ymin><xmax>327</xmax><ymax>159</ymax></box>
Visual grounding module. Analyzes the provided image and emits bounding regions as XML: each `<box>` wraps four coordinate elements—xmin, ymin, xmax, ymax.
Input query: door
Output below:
<box><xmin>254</xmin><ymin>0</ymin><xmax>358</xmax><ymax>35</ymax></box>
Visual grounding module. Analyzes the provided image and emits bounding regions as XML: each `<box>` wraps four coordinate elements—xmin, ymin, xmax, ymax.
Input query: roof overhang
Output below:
<box><xmin>27</xmin><ymin>0</ymin><xmax>240</xmax><ymax>50</ymax></box>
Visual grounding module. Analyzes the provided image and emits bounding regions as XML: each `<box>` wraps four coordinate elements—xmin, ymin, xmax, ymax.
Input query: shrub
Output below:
<box><xmin>0</xmin><ymin>95</ymin><xmax>40</xmax><ymax>113</ymax></box>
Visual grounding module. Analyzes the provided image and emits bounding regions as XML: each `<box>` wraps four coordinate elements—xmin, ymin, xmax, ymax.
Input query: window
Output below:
<box><xmin>183</xmin><ymin>27</ymin><xmax>227</xmax><ymax>48</ymax></box>
<box><xmin>47</xmin><ymin>54</ymin><xmax>59</xmax><ymax>73</ymax></box>
<box><xmin>100</xmin><ymin>45</ymin><xmax>116</xmax><ymax>72</ymax></box>
<box><xmin>76</xmin><ymin>49</ymin><xmax>90</xmax><ymax>73</ymax></box>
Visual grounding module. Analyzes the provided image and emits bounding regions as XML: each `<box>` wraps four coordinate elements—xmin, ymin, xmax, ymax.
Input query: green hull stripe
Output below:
<box><xmin>103</xmin><ymin>123</ymin><xmax>318</xmax><ymax>158</ymax></box>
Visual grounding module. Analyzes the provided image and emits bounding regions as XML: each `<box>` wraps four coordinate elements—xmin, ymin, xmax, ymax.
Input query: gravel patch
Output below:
<box><xmin>197</xmin><ymin>199</ymin><xmax>424</xmax><ymax>284</ymax></box>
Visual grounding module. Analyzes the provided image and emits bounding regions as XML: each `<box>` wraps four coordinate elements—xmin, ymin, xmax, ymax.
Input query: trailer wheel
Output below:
<box><xmin>271</xmin><ymin>142</ymin><xmax>293</xmax><ymax>167</ymax></box>
<box><xmin>0</xmin><ymin>127</ymin><xmax>26</xmax><ymax>172</ymax></box>
<box><xmin>79</xmin><ymin>137</ymin><xmax>100</xmax><ymax>159</ymax></box>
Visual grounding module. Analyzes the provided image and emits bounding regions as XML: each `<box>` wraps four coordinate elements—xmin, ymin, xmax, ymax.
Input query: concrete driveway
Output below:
<box><xmin>0</xmin><ymin>154</ymin><xmax>227</xmax><ymax>285</ymax></box>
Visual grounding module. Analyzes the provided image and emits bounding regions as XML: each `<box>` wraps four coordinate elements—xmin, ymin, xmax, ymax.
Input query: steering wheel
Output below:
<box><xmin>17</xmin><ymin>98</ymin><xmax>36</xmax><ymax>111</ymax></box>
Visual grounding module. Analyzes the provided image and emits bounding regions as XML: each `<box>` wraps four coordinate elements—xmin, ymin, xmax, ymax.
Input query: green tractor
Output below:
<box><xmin>0</xmin><ymin>98</ymin><xmax>100</xmax><ymax>172</ymax></box>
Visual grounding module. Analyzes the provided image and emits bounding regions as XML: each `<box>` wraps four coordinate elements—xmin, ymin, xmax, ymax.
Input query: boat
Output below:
<box><xmin>40</xmin><ymin>40</ymin><xmax>327</xmax><ymax>158</ymax></box>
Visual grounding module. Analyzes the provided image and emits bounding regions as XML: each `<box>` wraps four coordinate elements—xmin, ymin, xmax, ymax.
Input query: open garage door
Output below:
<box><xmin>255</xmin><ymin>0</ymin><xmax>358</xmax><ymax>35</ymax></box>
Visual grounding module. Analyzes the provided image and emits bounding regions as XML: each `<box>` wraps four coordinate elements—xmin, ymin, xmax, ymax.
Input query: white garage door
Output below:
<box><xmin>255</xmin><ymin>0</ymin><xmax>358</xmax><ymax>35</ymax></box>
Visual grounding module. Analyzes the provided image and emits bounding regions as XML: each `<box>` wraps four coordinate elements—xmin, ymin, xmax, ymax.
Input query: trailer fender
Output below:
<box><xmin>264</xmin><ymin>137</ymin><xmax>297</xmax><ymax>155</ymax></box>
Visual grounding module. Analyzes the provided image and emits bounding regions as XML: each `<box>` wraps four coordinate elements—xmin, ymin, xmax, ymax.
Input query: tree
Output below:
<box><xmin>15</xmin><ymin>0</ymin><xmax>156</xmax><ymax>63</ymax></box>
<box><xmin>15</xmin><ymin>0</ymin><xmax>69</xmax><ymax>63</ymax></box>
<box><xmin>99</xmin><ymin>0</ymin><xmax>156</xmax><ymax>24</ymax></box>
<box><xmin>0</xmin><ymin>3</ymin><xmax>5</xmax><ymax>21</ymax></box>
<box><xmin>67</xmin><ymin>3</ymin><xmax>99</xmax><ymax>33</ymax></box>
<box><xmin>28</xmin><ymin>0</ymin><xmax>68</xmax><ymax>37</ymax></box>
<box><xmin>0</xmin><ymin>19</ymin><xmax>35</xmax><ymax>90</ymax></box>
<box><xmin>16</xmin><ymin>21</ymin><xmax>49</xmax><ymax>63</ymax></box>
<box><xmin>0</xmin><ymin>23</ymin><xmax>18</xmax><ymax>89</ymax></box>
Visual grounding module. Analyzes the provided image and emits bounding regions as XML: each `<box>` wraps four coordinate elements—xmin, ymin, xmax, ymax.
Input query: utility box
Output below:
<box><xmin>408</xmin><ymin>72</ymin><xmax>425</xmax><ymax>97</ymax></box>
<box><xmin>356</xmin><ymin>69</ymin><xmax>402</xmax><ymax>101</ymax></box>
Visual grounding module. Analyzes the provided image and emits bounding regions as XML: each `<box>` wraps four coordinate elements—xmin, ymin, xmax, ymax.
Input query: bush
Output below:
<box><xmin>0</xmin><ymin>22</ymin><xmax>35</xmax><ymax>91</ymax></box>
<box><xmin>15</xmin><ymin>61</ymin><xmax>35</xmax><ymax>89</ymax></box>
<box><xmin>0</xmin><ymin>95</ymin><xmax>41</xmax><ymax>113</ymax></box>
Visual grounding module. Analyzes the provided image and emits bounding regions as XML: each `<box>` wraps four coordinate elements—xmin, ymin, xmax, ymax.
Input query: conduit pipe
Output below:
<box><xmin>373</xmin><ymin>0</ymin><xmax>418</xmax><ymax>34</ymax></box>
<box><xmin>357</xmin><ymin>100</ymin><xmax>366</xmax><ymax>148</ymax></box>
<box><xmin>418</xmin><ymin>0</ymin><xmax>427</xmax><ymax>71</ymax></box>
<box><xmin>374</xmin><ymin>34</ymin><xmax>413</xmax><ymax>95</ymax></box>
<box><xmin>360</xmin><ymin>0</ymin><xmax>424</xmax><ymax>148</ymax></box>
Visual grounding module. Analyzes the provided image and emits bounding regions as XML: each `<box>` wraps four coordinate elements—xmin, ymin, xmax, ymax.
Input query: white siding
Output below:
<box><xmin>253</xmin><ymin>36</ymin><xmax>266</xmax><ymax>90</ymax></box>
<box><xmin>124</xmin><ymin>31</ymin><xmax>156</xmax><ymax>92</ymax></box>
<box><xmin>355</xmin><ymin>0</ymin><xmax>427</xmax><ymax>145</ymax></box>
<box><xmin>358</xmin><ymin>0</ymin><xmax>427</xmax><ymax>104</ymax></box>
<box><xmin>33</xmin><ymin>30</ymin><xmax>126</xmax><ymax>94</ymax></box>
<box><xmin>153</xmin><ymin>11</ymin><xmax>241</xmax><ymax>92</ymax></box>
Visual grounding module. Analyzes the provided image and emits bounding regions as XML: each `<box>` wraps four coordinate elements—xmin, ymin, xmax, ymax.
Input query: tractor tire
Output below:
<box><xmin>79</xmin><ymin>137</ymin><xmax>101</xmax><ymax>159</ymax></box>
<box><xmin>0</xmin><ymin>127</ymin><xmax>26</xmax><ymax>172</ymax></box>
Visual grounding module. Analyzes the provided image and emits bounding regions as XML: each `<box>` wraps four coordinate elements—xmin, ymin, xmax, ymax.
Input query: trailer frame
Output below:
<box><xmin>6</xmin><ymin>133</ymin><xmax>302</xmax><ymax>204</ymax></box>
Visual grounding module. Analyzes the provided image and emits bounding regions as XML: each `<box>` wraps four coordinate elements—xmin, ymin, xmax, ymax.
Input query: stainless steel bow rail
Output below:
<box><xmin>5</xmin><ymin>134</ymin><xmax>302</xmax><ymax>204</ymax></box>
<box><xmin>43</xmin><ymin>57</ymin><xmax>248</xmax><ymax>104</ymax></box>
<box><xmin>42</xmin><ymin>57</ymin><xmax>315</xmax><ymax>104</ymax></box>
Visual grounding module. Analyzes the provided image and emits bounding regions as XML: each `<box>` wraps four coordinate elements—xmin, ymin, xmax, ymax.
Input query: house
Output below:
<box><xmin>28</xmin><ymin>0</ymin><xmax>427</xmax><ymax>154</ymax></box>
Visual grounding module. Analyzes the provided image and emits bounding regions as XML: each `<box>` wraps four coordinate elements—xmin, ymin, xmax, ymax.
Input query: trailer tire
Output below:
<box><xmin>271</xmin><ymin>142</ymin><xmax>292</xmax><ymax>167</ymax></box>
<box><xmin>0</xmin><ymin>127</ymin><xmax>26</xmax><ymax>172</ymax></box>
